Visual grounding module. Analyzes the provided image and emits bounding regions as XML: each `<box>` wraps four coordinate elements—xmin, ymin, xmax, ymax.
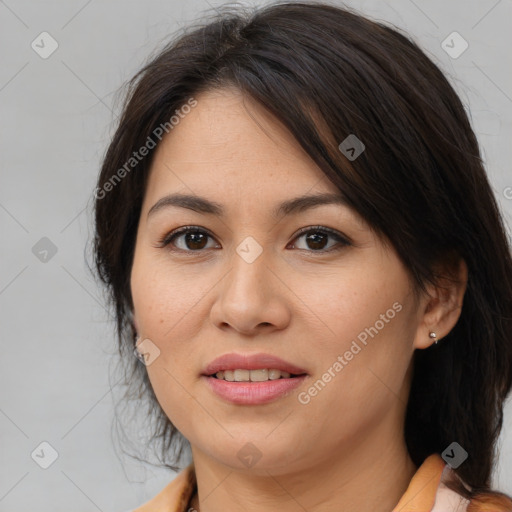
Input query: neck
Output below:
<box><xmin>189</xmin><ymin>412</ymin><xmax>417</xmax><ymax>512</ymax></box>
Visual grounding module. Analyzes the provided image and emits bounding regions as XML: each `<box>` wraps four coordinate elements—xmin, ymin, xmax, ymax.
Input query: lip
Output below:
<box><xmin>202</xmin><ymin>374</ymin><xmax>308</xmax><ymax>405</ymax></box>
<box><xmin>202</xmin><ymin>352</ymin><xmax>308</xmax><ymax>376</ymax></box>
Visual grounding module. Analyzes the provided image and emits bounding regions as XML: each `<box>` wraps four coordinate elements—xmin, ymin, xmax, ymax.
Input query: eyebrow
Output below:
<box><xmin>147</xmin><ymin>191</ymin><xmax>348</xmax><ymax>219</ymax></box>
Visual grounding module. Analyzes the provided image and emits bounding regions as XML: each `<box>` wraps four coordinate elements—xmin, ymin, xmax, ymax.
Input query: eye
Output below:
<box><xmin>288</xmin><ymin>225</ymin><xmax>351</xmax><ymax>253</ymax></box>
<box><xmin>156</xmin><ymin>226</ymin><xmax>219</xmax><ymax>252</ymax></box>
<box><xmin>155</xmin><ymin>225</ymin><xmax>351</xmax><ymax>254</ymax></box>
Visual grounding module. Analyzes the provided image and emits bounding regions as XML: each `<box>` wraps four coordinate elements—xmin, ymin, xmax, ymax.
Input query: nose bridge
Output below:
<box><xmin>227</xmin><ymin>236</ymin><xmax>271</xmax><ymax>304</ymax></box>
<box><xmin>210</xmin><ymin>235</ymin><xmax>291</xmax><ymax>333</ymax></box>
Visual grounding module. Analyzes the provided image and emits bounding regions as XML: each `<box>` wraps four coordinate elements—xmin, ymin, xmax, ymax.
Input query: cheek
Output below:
<box><xmin>130</xmin><ymin>257</ymin><xmax>205</xmax><ymax>433</ymax></box>
<box><xmin>295</xmin><ymin>294</ymin><xmax>414</xmax><ymax>449</ymax></box>
<box><xmin>131</xmin><ymin>251</ymin><xmax>207</xmax><ymax>337</ymax></box>
<box><xmin>130</xmin><ymin>252</ymin><xmax>211</xmax><ymax>386</ymax></box>
<box><xmin>296</xmin><ymin>261</ymin><xmax>408</xmax><ymax>352</ymax></box>
<box><xmin>296</xmin><ymin>261</ymin><xmax>415</xmax><ymax>403</ymax></box>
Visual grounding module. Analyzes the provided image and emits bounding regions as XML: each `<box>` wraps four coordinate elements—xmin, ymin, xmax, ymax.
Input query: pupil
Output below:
<box><xmin>186</xmin><ymin>232</ymin><xmax>207</xmax><ymax>250</ymax></box>
<box><xmin>307</xmin><ymin>232</ymin><xmax>327</xmax><ymax>250</ymax></box>
<box><xmin>183</xmin><ymin>231</ymin><xmax>328</xmax><ymax>250</ymax></box>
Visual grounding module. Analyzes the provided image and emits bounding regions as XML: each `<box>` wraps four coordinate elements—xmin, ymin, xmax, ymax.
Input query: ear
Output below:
<box><xmin>413</xmin><ymin>256</ymin><xmax>468</xmax><ymax>350</ymax></box>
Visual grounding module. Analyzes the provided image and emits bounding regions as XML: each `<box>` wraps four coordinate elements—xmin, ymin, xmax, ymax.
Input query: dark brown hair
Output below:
<box><xmin>90</xmin><ymin>1</ymin><xmax>512</xmax><ymax>509</ymax></box>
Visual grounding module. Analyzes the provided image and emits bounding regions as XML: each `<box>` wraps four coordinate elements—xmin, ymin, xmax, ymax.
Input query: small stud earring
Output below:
<box><xmin>429</xmin><ymin>331</ymin><xmax>438</xmax><ymax>345</ymax></box>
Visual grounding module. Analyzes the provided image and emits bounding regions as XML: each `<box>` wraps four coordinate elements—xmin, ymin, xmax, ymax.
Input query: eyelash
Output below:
<box><xmin>155</xmin><ymin>225</ymin><xmax>351</xmax><ymax>255</ymax></box>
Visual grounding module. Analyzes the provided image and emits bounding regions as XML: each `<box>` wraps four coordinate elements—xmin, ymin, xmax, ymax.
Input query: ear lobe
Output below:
<box><xmin>413</xmin><ymin>257</ymin><xmax>468</xmax><ymax>350</ymax></box>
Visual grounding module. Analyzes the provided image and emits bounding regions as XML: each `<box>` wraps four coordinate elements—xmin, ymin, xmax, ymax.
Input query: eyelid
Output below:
<box><xmin>155</xmin><ymin>224</ymin><xmax>352</xmax><ymax>253</ymax></box>
<box><xmin>291</xmin><ymin>225</ymin><xmax>352</xmax><ymax>247</ymax></box>
<box><xmin>156</xmin><ymin>225</ymin><xmax>217</xmax><ymax>249</ymax></box>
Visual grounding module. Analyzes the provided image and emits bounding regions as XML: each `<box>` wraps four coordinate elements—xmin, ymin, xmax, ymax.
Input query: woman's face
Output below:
<box><xmin>130</xmin><ymin>88</ymin><xmax>427</xmax><ymax>475</ymax></box>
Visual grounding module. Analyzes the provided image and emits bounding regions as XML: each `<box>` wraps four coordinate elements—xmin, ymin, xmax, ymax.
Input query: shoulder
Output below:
<box><xmin>131</xmin><ymin>464</ymin><xmax>196</xmax><ymax>512</ymax></box>
<box><xmin>431</xmin><ymin>464</ymin><xmax>471</xmax><ymax>512</ymax></box>
<box><xmin>433</xmin><ymin>464</ymin><xmax>512</xmax><ymax>512</ymax></box>
<box><xmin>394</xmin><ymin>454</ymin><xmax>511</xmax><ymax>512</ymax></box>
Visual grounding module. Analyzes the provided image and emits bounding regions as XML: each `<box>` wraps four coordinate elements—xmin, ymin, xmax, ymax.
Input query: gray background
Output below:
<box><xmin>1</xmin><ymin>0</ymin><xmax>511</xmax><ymax>511</ymax></box>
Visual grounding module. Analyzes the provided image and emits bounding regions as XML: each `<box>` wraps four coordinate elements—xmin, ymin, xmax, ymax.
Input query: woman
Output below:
<box><xmin>92</xmin><ymin>2</ymin><xmax>512</xmax><ymax>511</ymax></box>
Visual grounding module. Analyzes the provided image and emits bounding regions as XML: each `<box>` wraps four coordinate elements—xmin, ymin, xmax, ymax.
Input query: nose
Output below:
<box><xmin>209</xmin><ymin>247</ymin><xmax>292</xmax><ymax>336</ymax></box>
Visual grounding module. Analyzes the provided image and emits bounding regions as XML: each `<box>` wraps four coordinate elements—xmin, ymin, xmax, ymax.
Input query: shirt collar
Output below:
<box><xmin>393</xmin><ymin>453</ymin><xmax>447</xmax><ymax>511</ymax></box>
<box><xmin>138</xmin><ymin>453</ymin><xmax>459</xmax><ymax>512</ymax></box>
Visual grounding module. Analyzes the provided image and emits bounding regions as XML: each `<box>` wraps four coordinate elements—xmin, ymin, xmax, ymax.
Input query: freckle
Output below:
<box><xmin>159</xmin><ymin>318</ymin><xmax>164</xmax><ymax>324</ymax></box>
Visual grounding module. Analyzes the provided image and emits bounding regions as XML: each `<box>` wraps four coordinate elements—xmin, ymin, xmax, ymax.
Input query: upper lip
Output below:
<box><xmin>203</xmin><ymin>352</ymin><xmax>308</xmax><ymax>376</ymax></box>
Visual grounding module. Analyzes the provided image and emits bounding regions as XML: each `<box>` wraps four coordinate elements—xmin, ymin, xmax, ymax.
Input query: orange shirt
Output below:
<box><xmin>131</xmin><ymin>453</ymin><xmax>478</xmax><ymax>512</ymax></box>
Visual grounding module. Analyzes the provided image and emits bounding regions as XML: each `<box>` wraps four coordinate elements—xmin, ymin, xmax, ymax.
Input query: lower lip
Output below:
<box><xmin>202</xmin><ymin>374</ymin><xmax>308</xmax><ymax>405</ymax></box>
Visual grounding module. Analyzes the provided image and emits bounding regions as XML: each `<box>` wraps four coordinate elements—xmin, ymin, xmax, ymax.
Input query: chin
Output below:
<box><xmin>195</xmin><ymin>434</ymin><xmax>307</xmax><ymax>474</ymax></box>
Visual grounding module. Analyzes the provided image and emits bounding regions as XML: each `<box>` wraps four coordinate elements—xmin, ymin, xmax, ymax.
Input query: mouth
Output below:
<box><xmin>203</xmin><ymin>352</ymin><xmax>308</xmax><ymax>377</ymax></box>
<box><xmin>203</xmin><ymin>372</ymin><xmax>308</xmax><ymax>405</ymax></box>
<box><xmin>208</xmin><ymin>369</ymin><xmax>307</xmax><ymax>381</ymax></box>
<box><xmin>202</xmin><ymin>352</ymin><xmax>309</xmax><ymax>405</ymax></box>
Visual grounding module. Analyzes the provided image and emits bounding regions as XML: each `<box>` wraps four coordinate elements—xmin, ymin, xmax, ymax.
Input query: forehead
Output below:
<box><xmin>143</xmin><ymin>88</ymin><xmax>333</xmax><ymax>205</ymax></box>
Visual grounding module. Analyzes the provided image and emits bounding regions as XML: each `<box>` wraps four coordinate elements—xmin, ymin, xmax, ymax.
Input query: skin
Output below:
<box><xmin>130</xmin><ymin>87</ymin><xmax>467</xmax><ymax>512</ymax></box>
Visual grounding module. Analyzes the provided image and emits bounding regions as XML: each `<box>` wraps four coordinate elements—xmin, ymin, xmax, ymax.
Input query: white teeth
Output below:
<box><xmin>234</xmin><ymin>369</ymin><xmax>250</xmax><ymax>381</ymax></box>
<box><xmin>269</xmin><ymin>369</ymin><xmax>290</xmax><ymax>379</ymax></box>
<box><xmin>223</xmin><ymin>370</ymin><xmax>234</xmax><ymax>381</ymax></box>
<box><xmin>214</xmin><ymin>369</ymin><xmax>295</xmax><ymax>381</ymax></box>
<box><xmin>250</xmin><ymin>369</ymin><xmax>268</xmax><ymax>381</ymax></box>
